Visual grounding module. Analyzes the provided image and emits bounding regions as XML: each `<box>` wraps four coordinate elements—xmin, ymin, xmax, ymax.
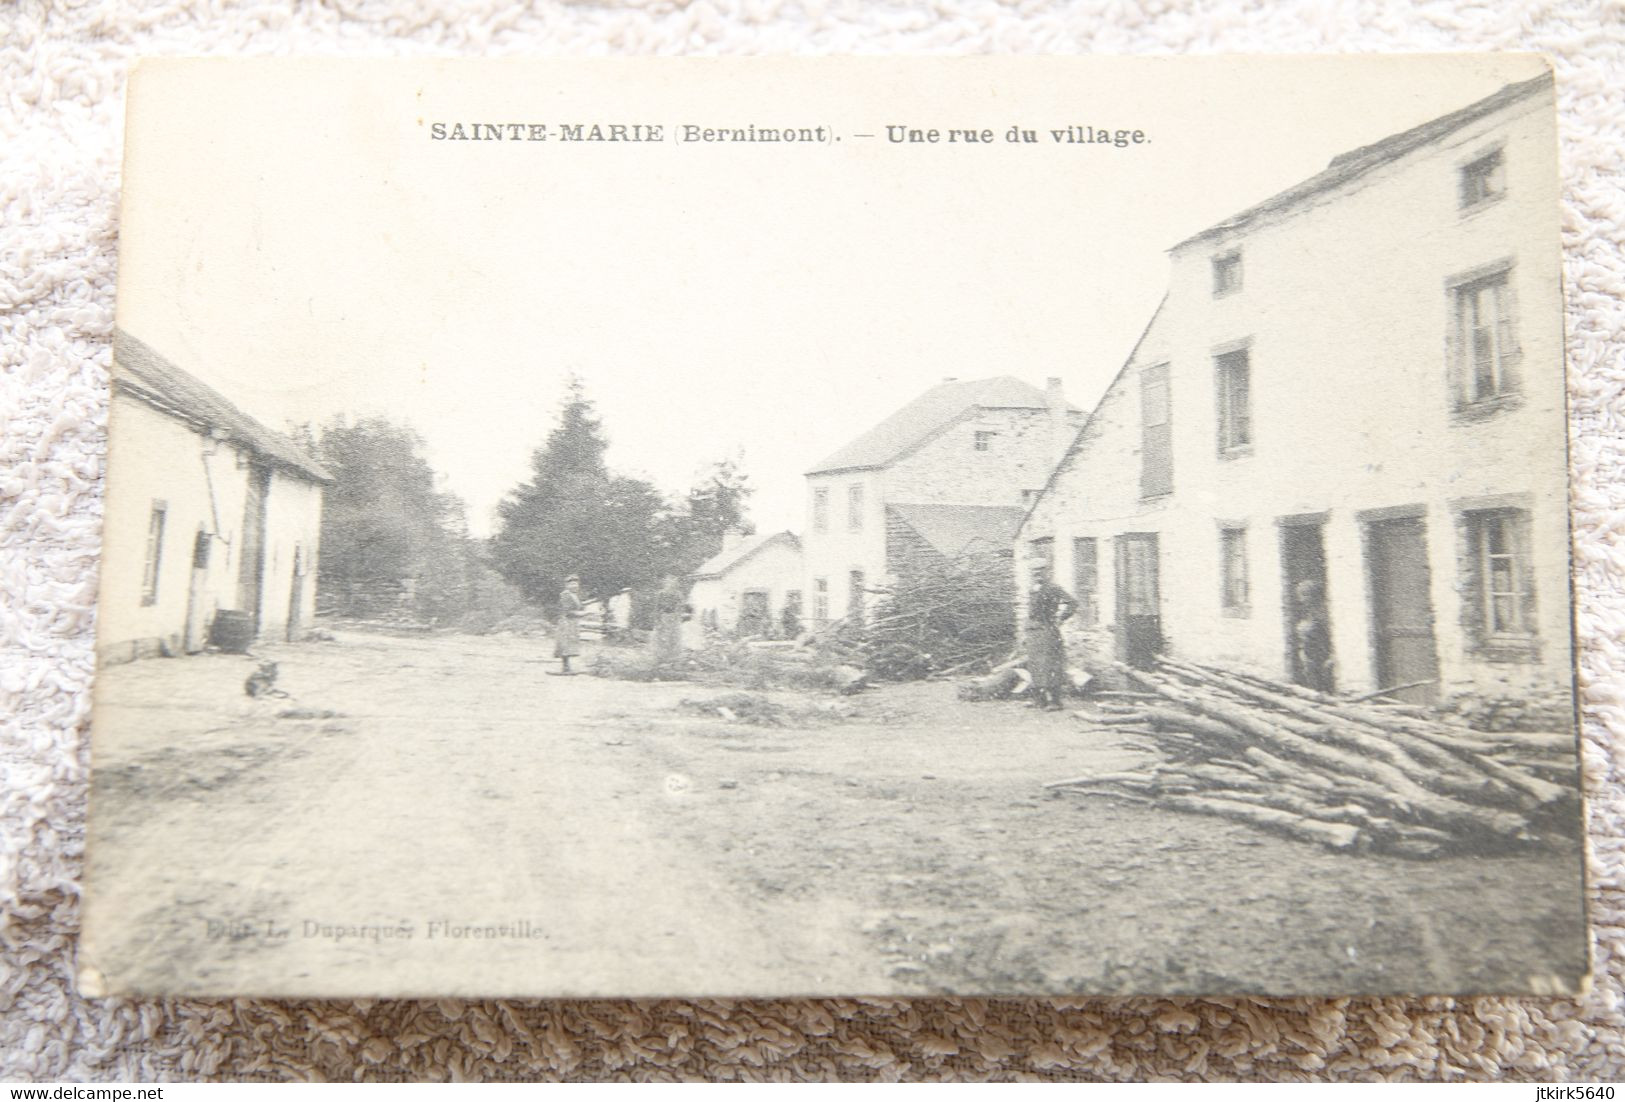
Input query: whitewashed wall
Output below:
<box><xmin>1022</xmin><ymin>86</ymin><xmax>1568</xmax><ymax>703</ymax></box>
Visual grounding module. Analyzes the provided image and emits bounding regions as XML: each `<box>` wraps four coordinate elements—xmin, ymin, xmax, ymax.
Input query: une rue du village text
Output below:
<box><xmin>427</xmin><ymin>121</ymin><xmax>1150</xmax><ymax>147</ymax></box>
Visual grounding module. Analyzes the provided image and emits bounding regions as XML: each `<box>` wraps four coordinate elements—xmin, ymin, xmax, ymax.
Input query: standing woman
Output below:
<box><xmin>1024</xmin><ymin>563</ymin><xmax>1077</xmax><ymax>711</ymax></box>
<box><xmin>555</xmin><ymin>574</ymin><xmax>584</xmax><ymax>675</ymax></box>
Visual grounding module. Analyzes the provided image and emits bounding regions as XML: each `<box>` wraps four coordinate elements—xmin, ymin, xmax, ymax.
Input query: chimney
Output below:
<box><xmin>1045</xmin><ymin>376</ymin><xmax>1071</xmax><ymax>466</ymax></box>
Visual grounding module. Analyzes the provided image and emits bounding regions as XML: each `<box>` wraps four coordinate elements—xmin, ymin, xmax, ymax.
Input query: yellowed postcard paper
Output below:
<box><xmin>85</xmin><ymin>56</ymin><xmax>1585</xmax><ymax>997</ymax></box>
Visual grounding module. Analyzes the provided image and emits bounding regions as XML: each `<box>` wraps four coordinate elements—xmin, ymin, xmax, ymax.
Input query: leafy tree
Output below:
<box><xmin>662</xmin><ymin>457</ymin><xmax>755</xmax><ymax>575</ymax></box>
<box><xmin>307</xmin><ymin>416</ymin><xmax>467</xmax><ymax>618</ymax></box>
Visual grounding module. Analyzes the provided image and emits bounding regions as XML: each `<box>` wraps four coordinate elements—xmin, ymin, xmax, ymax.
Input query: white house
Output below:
<box><xmin>803</xmin><ymin>376</ymin><xmax>1081</xmax><ymax>627</ymax></box>
<box><xmin>687</xmin><ymin>530</ymin><xmax>804</xmax><ymax>638</ymax></box>
<box><xmin>1018</xmin><ymin>73</ymin><xmax>1569</xmax><ymax>712</ymax></box>
<box><xmin>98</xmin><ymin>331</ymin><xmax>331</xmax><ymax>663</ymax></box>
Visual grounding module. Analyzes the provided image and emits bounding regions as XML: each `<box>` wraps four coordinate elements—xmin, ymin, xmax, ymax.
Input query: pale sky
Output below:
<box><xmin>116</xmin><ymin>56</ymin><xmax>1545</xmax><ymax>537</ymax></box>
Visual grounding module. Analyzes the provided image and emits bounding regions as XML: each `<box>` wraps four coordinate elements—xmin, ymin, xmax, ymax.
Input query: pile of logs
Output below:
<box><xmin>1048</xmin><ymin>658</ymin><xmax>1578</xmax><ymax>859</ymax></box>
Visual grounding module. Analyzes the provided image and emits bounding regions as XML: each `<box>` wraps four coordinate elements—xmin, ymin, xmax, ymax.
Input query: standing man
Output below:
<box><xmin>1024</xmin><ymin>563</ymin><xmax>1077</xmax><ymax>711</ymax></box>
<box><xmin>1291</xmin><ymin>579</ymin><xmax>1334</xmax><ymax>693</ymax></box>
<box><xmin>555</xmin><ymin>574</ymin><xmax>584</xmax><ymax>675</ymax></box>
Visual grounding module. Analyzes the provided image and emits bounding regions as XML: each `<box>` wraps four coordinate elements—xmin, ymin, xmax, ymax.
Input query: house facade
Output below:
<box><xmin>98</xmin><ymin>331</ymin><xmax>331</xmax><ymax>663</ymax></box>
<box><xmin>687</xmin><ymin>530</ymin><xmax>804</xmax><ymax>638</ymax></box>
<box><xmin>1018</xmin><ymin>74</ymin><xmax>1569</xmax><ymax>709</ymax></box>
<box><xmin>803</xmin><ymin>376</ymin><xmax>1081</xmax><ymax>627</ymax></box>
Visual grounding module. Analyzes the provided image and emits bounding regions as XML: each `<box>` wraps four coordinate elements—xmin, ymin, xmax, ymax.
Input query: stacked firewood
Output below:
<box><xmin>1048</xmin><ymin>658</ymin><xmax>1579</xmax><ymax>858</ymax></box>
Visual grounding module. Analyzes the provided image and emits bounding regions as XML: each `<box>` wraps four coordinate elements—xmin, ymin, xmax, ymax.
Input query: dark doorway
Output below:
<box><xmin>1364</xmin><ymin>515</ymin><xmax>1442</xmax><ymax>704</ymax></box>
<box><xmin>236</xmin><ymin>464</ymin><xmax>271</xmax><ymax>632</ymax></box>
<box><xmin>286</xmin><ymin>545</ymin><xmax>305</xmax><ymax>642</ymax></box>
<box><xmin>1280</xmin><ymin>519</ymin><xmax>1335</xmax><ymax>692</ymax></box>
<box><xmin>1114</xmin><ymin>533</ymin><xmax>1162</xmax><ymax>669</ymax></box>
<box><xmin>738</xmin><ymin>589</ymin><xmax>770</xmax><ymax>637</ymax></box>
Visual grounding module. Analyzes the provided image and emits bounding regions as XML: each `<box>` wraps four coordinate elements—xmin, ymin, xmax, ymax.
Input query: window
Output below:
<box><xmin>1452</xmin><ymin>267</ymin><xmax>1519</xmax><ymax>409</ymax></box>
<box><xmin>1212</xmin><ymin>250</ymin><xmax>1242</xmax><ymax>297</ymax></box>
<box><xmin>847</xmin><ymin>484</ymin><xmax>865</xmax><ymax>531</ymax></box>
<box><xmin>1215</xmin><ymin>347</ymin><xmax>1252</xmax><ymax>455</ymax></box>
<box><xmin>1072</xmin><ymin>537</ymin><xmax>1098</xmax><ymax>625</ymax></box>
<box><xmin>812</xmin><ymin>577</ymin><xmax>829</xmax><ymax>622</ymax></box>
<box><xmin>847</xmin><ymin>569</ymin><xmax>866</xmax><ymax>624</ymax></box>
<box><xmin>1463</xmin><ymin>510</ymin><xmax>1536</xmax><ymax>652</ymax></box>
<box><xmin>812</xmin><ymin>486</ymin><xmax>829</xmax><ymax>533</ymax></box>
<box><xmin>141</xmin><ymin>501</ymin><xmax>167</xmax><ymax>606</ymax></box>
<box><xmin>1220</xmin><ymin>527</ymin><xmax>1249</xmax><ymax>615</ymax></box>
<box><xmin>1459</xmin><ymin>148</ymin><xmax>1505</xmax><ymax>210</ymax></box>
<box><xmin>974</xmin><ymin>430</ymin><xmax>997</xmax><ymax>452</ymax></box>
<box><xmin>1140</xmin><ymin>364</ymin><xmax>1172</xmax><ymax>498</ymax></box>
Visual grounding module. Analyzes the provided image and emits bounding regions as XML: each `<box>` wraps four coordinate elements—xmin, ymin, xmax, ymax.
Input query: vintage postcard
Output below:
<box><xmin>83</xmin><ymin>56</ymin><xmax>1587</xmax><ymax>998</ymax></box>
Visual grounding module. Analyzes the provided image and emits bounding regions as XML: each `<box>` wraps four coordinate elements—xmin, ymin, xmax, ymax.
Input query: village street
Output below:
<box><xmin>85</xmin><ymin>628</ymin><xmax>1585</xmax><ymax>999</ymax></box>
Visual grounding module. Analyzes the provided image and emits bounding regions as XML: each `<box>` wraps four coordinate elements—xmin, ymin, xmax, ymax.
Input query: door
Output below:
<box><xmin>1114</xmin><ymin>533</ymin><xmax>1161</xmax><ymax>669</ymax></box>
<box><xmin>738</xmin><ymin>589</ymin><xmax>770</xmax><ymax>637</ymax></box>
<box><xmin>183</xmin><ymin>528</ymin><xmax>212</xmax><ymax>654</ymax></box>
<box><xmin>236</xmin><ymin>464</ymin><xmax>271</xmax><ymax>631</ymax></box>
<box><xmin>1365</xmin><ymin>516</ymin><xmax>1441</xmax><ymax>704</ymax></box>
<box><xmin>1280</xmin><ymin>520</ymin><xmax>1335</xmax><ymax>692</ymax></box>
<box><xmin>286</xmin><ymin>546</ymin><xmax>305</xmax><ymax>642</ymax></box>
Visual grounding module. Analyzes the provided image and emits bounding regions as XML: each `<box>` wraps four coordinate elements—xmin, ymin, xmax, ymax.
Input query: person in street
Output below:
<box><xmin>1291</xmin><ymin>579</ymin><xmax>1334</xmax><ymax>692</ymax></box>
<box><xmin>554</xmin><ymin>574</ymin><xmax>584</xmax><ymax>675</ymax></box>
<box><xmin>650</xmin><ymin>574</ymin><xmax>692</xmax><ymax>666</ymax></box>
<box><xmin>1024</xmin><ymin>563</ymin><xmax>1078</xmax><ymax>711</ymax></box>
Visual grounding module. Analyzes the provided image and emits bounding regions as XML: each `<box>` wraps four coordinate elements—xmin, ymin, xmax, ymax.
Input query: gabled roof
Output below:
<box><xmin>690</xmin><ymin>530</ymin><xmax>801</xmax><ymax>580</ymax></box>
<box><xmin>807</xmin><ymin>376</ymin><xmax>1065</xmax><ymax>476</ymax></box>
<box><xmin>112</xmin><ymin>330</ymin><xmax>332</xmax><ymax>483</ymax></box>
<box><xmin>1017</xmin><ymin>295</ymin><xmax>1169</xmax><ymax>539</ymax></box>
<box><xmin>889</xmin><ymin>503</ymin><xmax>1024</xmax><ymax>561</ymax></box>
<box><xmin>1174</xmin><ymin>71</ymin><xmax>1553</xmax><ymax>251</ymax></box>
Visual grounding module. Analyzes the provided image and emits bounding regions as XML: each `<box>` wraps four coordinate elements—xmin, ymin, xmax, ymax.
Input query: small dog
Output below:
<box><xmin>244</xmin><ymin>661</ymin><xmax>288</xmax><ymax>699</ymax></box>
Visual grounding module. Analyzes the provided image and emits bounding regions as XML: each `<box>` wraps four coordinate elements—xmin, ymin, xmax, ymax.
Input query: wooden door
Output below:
<box><xmin>738</xmin><ymin>589</ymin><xmax>770</xmax><ymax>636</ymax></box>
<box><xmin>1114</xmin><ymin>533</ymin><xmax>1161</xmax><ymax>669</ymax></box>
<box><xmin>236</xmin><ymin>465</ymin><xmax>271</xmax><ymax>630</ymax></box>
<box><xmin>1365</xmin><ymin>517</ymin><xmax>1441</xmax><ymax>704</ymax></box>
<box><xmin>286</xmin><ymin>546</ymin><xmax>305</xmax><ymax>642</ymax></box>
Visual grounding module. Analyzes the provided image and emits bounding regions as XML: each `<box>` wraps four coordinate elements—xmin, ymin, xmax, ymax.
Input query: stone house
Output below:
<box><xmin>98</xmin><ymin>331</ymin><xmax>331</xmax><ymax>663</ymax></box>
<box><xmin>1017</xmin><ymin>74</ymin><xmax>1570</xmax><ymax>710</ymax></box>
<box><xmin>803</xmin><ymin>376</ymin><xmax>1081</xmax><ymax>627</ymax></box>
<box><xmin>687</xmin><ymin>530</ymin><xmax>804</xmax><ymax>638</ymax></box>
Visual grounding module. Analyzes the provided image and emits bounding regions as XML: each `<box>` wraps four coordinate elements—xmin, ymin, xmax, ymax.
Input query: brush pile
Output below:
<box><xmin>1050</xmin><ymin>658</ymin><xmax>1578</xmax><ymax>858</ymax></box>
<box><xmin>862</xmin><ymin>553</ymin><xmax>1017</xmax><ymax>680</ymax></box>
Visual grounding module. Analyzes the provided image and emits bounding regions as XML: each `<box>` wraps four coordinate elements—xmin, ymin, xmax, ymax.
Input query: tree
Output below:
<box><xmin>656</xmin><ymin>457</ymin><xmax>756</xmax><ymax>577</ymax></box>
<box><xmin>309</xmin><ymin>416</ymin><xmax>470</xmax><ymax>619</ymax></box>
<box><xmin>491</xmin><ymin>378</ymin><xmax>668</xmax><ymax>611</ymax></box>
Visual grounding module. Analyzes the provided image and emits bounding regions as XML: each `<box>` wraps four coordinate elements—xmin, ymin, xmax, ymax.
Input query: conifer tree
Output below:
<box><xmin>491</xmin><ymin>378</ymin><xmax>667</xmax><ymax>610</ymax></box>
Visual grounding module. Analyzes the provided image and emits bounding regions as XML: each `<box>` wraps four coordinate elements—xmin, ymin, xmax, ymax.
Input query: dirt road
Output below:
<box><xmin>82</xmin><ymin>628</ymin><xmax>1588</xmax><ymax>998</ymax></box>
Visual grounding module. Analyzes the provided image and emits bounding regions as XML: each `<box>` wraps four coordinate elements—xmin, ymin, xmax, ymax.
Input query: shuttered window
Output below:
<box><xmin>1140</xmin><ymin>364</ymin><xmax>1172</xmax><ymax>498</ymax></box>
<box><xmin>141</xmin><ymin>502</ymin><xmax>167</xmax><ymax>606</ymax></box>
<box><xmin>1072</xmin><ymin>537</ymin><xmax>1098</xmax><ymax>625</ymax></box>
<box><xmin>1216</xmin><ymin>348</ymin><xmax>1252</xmax><ymax>454</ymax></box>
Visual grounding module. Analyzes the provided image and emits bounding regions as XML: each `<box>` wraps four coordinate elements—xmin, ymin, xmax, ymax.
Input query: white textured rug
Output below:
<box><xmin>3</xmin><ymin>0</ymin><xmax>1624</xmax><ymax>1082</ymax></box>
